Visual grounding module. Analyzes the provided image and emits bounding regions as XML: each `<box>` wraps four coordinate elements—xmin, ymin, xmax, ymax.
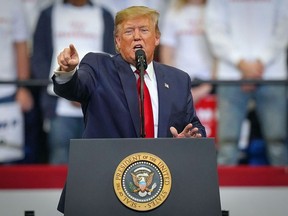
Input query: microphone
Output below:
<box><xmin>135</xmin><ymin>49</ymin><xmax>147</xmax><ymax>138</ymax></box>
<box><xmin>135</xmin><ymin>49</ymin><xmax>147</xmax><ymax>71</ymax></box>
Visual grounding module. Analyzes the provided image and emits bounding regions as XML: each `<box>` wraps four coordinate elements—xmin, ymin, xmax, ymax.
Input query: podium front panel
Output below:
<box><xmin>64</xmin><ymin>138</ymin><xmax>222</xmax><ymax>216</ymax></box>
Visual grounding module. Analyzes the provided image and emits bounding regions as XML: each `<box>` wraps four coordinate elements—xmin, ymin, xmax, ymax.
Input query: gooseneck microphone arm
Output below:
<box><xmin>135</xmin><ymin>49</ymin><xmax>148</xmax><ymax>138</ymax></box>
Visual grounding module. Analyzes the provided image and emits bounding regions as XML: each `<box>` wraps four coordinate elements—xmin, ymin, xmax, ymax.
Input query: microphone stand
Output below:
<box><xmin>135</xmin><ymin>49</ymin><xmax>148</xmax><ymax>138</ymax></box>
<box><xmin>139</xmin><ymin>62</ymin><xmax>146</xmax><ymax>138</ymax></box>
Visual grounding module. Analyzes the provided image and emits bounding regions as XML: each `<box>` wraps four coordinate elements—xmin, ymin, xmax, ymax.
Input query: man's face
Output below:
<box><xmin>115</xmin><ymin>17</ymin><xmax>160</xmax><ymax>66</ymax></box>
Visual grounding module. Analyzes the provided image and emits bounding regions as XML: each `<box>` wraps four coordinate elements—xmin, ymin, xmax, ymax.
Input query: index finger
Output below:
<box><xmin>183</xmin><ymin>123</ymin><xmax>193</xmax><ymax>133</ymax></box>
<box><xmin>69</xmin><ymin>44</ymin><xmax>76</xmax><ymax>55</ymax></box>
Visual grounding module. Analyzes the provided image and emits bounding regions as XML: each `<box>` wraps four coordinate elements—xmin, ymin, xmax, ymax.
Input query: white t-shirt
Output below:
<box><xmin>205</xmin><ymin>0</ymin><xmax>288</xmax><ymax>80</ymax></box>
<box><xmin>47</xmin><ymin>2</ymin><xmax>105</xmax><ymax>117</ymax></box>
<box><xmin>0</xmin><ymin>0</ymin><xmax>28</xmax><ymax>98</ymax></box>
<box><xmin>161</xmin><ymin>5</ymin><xmax>214</xmax><ymax>81</ymax></box>
<box><xmin>22</xmin><ymin>0</ymin><xmax>55</xmax><ymax>46</ymax></box>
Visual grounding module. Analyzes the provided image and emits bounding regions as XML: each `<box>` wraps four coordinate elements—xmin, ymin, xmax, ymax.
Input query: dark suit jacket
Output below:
<box><xmin>53</xmin><ymin>52</ymin><xmax>206</xmax><ymax>138</ymax></box>
<box><xmin>53</xmin><ymin>52</ymin><xmax>206</xmax><ymax>213</ymax></box>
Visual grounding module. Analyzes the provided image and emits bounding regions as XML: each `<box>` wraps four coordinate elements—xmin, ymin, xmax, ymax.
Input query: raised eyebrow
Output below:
<box><xmin>125</xmin><ymin>26</ymin><xmax>148</xmax><ymax>30</ymax></box>
<box><xmin>124</xmin><ymin>27</ymin><xmax>134</xmax><ymax>31</ymax></box>
<box><xmin>123</xmin><ymin>26</ymin><xmax>149</xmax><ymax>33</ymax></box>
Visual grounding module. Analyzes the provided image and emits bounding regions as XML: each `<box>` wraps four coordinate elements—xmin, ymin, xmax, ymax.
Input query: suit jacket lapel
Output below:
<box><xmin>115</xmin><ymin>55</ymin><xmax>140</xmax><ymax>136</ymax></box>
<box><xmin>154</xmin><ymin>62</ymin><xmax>171</xmax><ymax>137</ymax></box>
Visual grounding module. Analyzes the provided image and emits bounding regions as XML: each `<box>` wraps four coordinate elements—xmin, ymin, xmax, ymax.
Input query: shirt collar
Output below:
<box><xmin>131</xmin><ymin>62</ymin><xmax>155</xmax><ymax>81</ymax></box>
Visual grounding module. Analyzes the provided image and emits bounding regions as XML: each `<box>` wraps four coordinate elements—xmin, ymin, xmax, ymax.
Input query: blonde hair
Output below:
<box><xmin>114</xmin><ymin>6</ymin><xmax>161</xmax><ymax>38</ymax></box>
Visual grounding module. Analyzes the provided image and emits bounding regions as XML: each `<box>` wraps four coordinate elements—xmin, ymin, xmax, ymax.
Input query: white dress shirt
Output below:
<box><xmin>131</xmin><ymin>63</ymin><xmax>159</xmax><ymax>137</ymax></box>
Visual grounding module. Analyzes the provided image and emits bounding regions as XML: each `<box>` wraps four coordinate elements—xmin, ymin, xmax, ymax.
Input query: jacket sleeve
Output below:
<box><xmin>31</xmin><ymin>6</ymin><xmax>53</xmax><ymax>80</ymax></box>
<box><xmin>102</xmin><ymin>7</ymin><xmax>116</xmax><ymax>55</ymax></box>
<box><xmin>257</xmin><ymin>0</ymin><xmax>288</xmax><ymax>65</ymax></box>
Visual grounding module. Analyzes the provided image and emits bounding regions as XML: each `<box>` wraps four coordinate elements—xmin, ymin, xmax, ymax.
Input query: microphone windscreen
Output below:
<box><xmin>135</xmin><ymin>49</ymin><xmax>147</xmax><ymax>70</ymax></box>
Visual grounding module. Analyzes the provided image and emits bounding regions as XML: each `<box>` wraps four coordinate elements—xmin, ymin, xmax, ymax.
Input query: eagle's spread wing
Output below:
<box><xmin>131</xmin><ymin>173</ymin><xmax>139</xmax><ymax>187</ymax></box>
<box><xmin>146</xmin><ymin>172</ymin><xmax>154</xmax><ymax>187</ymax></box>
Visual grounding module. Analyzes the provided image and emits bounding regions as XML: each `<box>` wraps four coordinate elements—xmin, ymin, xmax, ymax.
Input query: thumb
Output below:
<box><xmin>170</xmin><ymin>127</ymin><xmax>178</xmax><ymax>138</ymax></box>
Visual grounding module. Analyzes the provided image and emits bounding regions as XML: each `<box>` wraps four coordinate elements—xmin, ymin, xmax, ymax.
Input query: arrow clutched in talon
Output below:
<box><xmin>148</xmin><ymin>183</ymin><xmax>157</xmax><ymax>195</ymax></box>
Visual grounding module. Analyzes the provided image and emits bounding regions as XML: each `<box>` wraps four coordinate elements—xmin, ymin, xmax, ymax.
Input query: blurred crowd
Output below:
<box><xmin>0</xmin><ymin>0</ymin><xmax>287</xmax><ymax>166</ymax></box>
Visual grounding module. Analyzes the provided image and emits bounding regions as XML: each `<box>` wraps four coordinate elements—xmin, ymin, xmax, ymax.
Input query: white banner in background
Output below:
<box><xmin>0</xmin><ymin>102</ymin><xmax>24</xmax><ymax>162</ymax></box>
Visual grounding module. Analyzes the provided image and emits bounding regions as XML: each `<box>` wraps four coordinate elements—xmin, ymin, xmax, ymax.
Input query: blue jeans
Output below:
<box><xmin>48</xmin><ymin>116</ymin><xmax>84</xmax><ymax>164</ymax></box>
<box><xmin>217</xmin><ymin>85</ymin><xmax>288</xmax><ymax>165</ymax></box>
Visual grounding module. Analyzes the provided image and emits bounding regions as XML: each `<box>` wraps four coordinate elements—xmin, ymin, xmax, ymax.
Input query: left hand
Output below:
<box><xmin>16</xmin><ymin>87</ymin><xmax>34</xmax><ymax>112</ymax></box>
<box><xmin>237</xmin><ymin>59</ymin><xmax>264</xmax><ymax>92</ymax></box>
<box><xmin>170</xmin><ymin>123</ymin><xmax>202</xmax><ymax>138</ymax></box>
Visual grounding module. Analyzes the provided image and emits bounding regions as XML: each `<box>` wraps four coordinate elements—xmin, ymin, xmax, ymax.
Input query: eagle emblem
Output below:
<box><xmin>114</xmin><ymin>152</ymin><xmax>172</xmax><ymax>211</ymax></box>
<box><xmin>130</xmin><ymin>167</ymin><xmax>157</xmax><ymax>197</ymax></box>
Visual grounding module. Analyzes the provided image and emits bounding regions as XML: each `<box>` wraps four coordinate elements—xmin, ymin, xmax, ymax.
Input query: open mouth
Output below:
<box><xmin>133</xmin><ymin>44</ymin><xmax>143</xmax><ymax>51</ymax></box>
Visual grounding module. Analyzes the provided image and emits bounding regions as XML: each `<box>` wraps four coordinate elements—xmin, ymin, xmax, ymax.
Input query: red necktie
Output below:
<box><xmin>135</xmin><ymin>70</ymin><xmax>154</xmax><ymax>138</ymax></box>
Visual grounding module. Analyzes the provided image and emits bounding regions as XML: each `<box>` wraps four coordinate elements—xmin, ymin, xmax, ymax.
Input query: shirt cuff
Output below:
<box><xmin>54</xmin><ymin>67</ymin><xmax>76</xmax><ymax>84</ymax></box>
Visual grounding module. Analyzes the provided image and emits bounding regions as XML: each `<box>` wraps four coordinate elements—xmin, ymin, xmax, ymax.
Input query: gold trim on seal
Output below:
<box><xmin>113</xmin><ymin>152</ymin><xmax>172</xmax><ymax>211</ymax></box>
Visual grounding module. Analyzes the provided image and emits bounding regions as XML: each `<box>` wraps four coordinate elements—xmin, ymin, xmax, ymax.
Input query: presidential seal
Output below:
<box><xmin>113</xmin><ymin>152</ymin><xmax>172</xmax><ymax>211</ymax></box>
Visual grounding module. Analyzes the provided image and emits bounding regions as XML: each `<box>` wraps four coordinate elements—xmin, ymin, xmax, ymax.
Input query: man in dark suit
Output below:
<box><xmin>53</xmin><ymin>6</ymin><xmax>206</xmax><ymax>213</ymax></box>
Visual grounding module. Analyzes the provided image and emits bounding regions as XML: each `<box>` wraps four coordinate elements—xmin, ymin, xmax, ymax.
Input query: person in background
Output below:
<box><xmin>94</xmin><ymin>0</ymin><xmax>170</xmax><ymax>24</ymax></box>
<box><xmin>20</xmin><ymin>0</ymin><xmax>55</xmax><ymax>163</ymax></box>
<box><xmin>205</xmin><ymin>0</ymin><xmax>288</xmax><ymax>166</ymax></box>
<box><xmin>31</xmin><ymin>0</ymin><xmax>115</xmax><ymax>164</ymax></box>
<box><xmin>53</xmin><ymin>6</ymin><xmax>206</xmax><ymax>213</ymax></box>
<box><xmin>0</xmin><ymin>0</ymin><xmax>34</xmax><ymax>163</ymax></box>
<box><xmin>159</xmin><ymin>0</ymin><xmax>216</xmax><ymax>104</ymax></box>
<box><xmin>94</xmin><ymin>0</ymin><xmax>172</xmax><ymax>61</ymax></box>
<box><xmin>22</xmin><ymin>0</ymin><xmax>55</xmax><ymax>51</ymax></box>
